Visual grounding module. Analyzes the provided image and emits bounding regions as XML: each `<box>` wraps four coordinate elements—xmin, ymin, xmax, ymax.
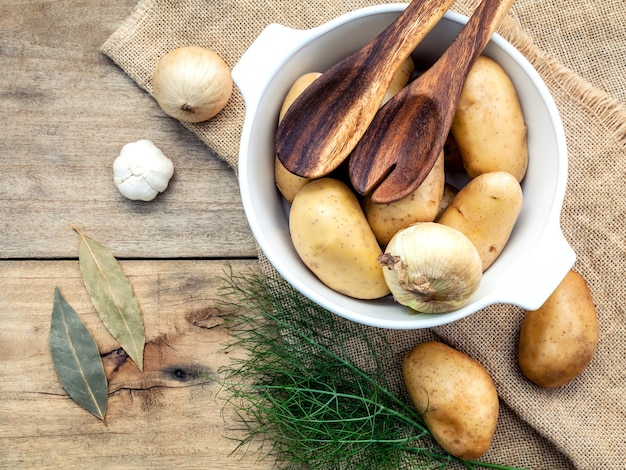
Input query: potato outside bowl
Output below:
<box><xmin>232</xmin><ymin>4</ymin><xmax>575</xmax><ymax>329</ymax></box>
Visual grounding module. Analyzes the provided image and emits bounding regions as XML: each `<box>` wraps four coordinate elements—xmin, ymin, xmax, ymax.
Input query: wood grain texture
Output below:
<box><xmin>275</xmin><ymin>0</ymin><xmax>456</xmax><ymax>179</ymax></box>
<box><xmin>0</xmin><ymin>260</ymin><xmax>273</xmax><ymax>469</ymax></box>
<box><xmin>0</xmin><ymin>0</ymin><xmax>255</xmax><ymax>259</ymax></box>
<box><xmin>349</xmin><ymin>0</ymin><xmax>516</xmax><ymax>203</ymax></box>
<box><xmin>0</xmin><ymin>2</ymin><xmax>267</xmax><ymax>468</ymax></box>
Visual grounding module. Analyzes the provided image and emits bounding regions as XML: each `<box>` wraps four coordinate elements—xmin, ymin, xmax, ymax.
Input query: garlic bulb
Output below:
<box><xmin>152</xmin><ymin>46</ymin><xmax>232</xmax><ymax>123</ymax></box>
<box><xmin>379</xmin><ymin>222</ymin><xmax>482</xmax><ymax>314</ymax></box>
<box><xmin>113</xmin><ymin>140</ymin><xmax>174</xmax><ymax>201</ymax></box>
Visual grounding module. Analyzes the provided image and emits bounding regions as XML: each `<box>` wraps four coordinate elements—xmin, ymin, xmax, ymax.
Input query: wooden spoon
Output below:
<box><xmin>275</xmin><ymin>0</ymin><xmax>457</xmax><ymax>179</ymax></box>
<box><xmin>349</xmin><ymin>0</ymin><xmax>516</xmax><ymax>203</ymax></box>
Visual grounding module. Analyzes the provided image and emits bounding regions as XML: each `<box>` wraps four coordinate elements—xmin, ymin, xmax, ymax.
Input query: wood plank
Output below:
<box><xmin>0</xmin><ymin>0</ymin><xmax>256</xmax><ymax>259</ymax></box>
<box><xmin>0</xmin><ymin>259</ymin><xmax>274</xmax><ymax>468</ymax></box>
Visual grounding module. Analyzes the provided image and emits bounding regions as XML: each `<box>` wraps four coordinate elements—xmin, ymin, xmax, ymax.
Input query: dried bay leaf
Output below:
<box><xmin>74</xmin><ymin>227</ymin><xmax>145</xmax><ymax>371</ymax></box>
<box><xmin>50</xmin><ymin>287</ymin><xmax>108</xmax><ymax>421</ymax></box>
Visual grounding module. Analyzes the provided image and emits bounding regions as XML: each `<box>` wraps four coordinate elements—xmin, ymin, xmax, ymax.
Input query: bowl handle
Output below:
<box><xmin>495</xmin><ymin>223</ymin><xmax>575</xmax><ymax>310</ymax></box>
<box><xmin>232</xmin><ymin>23</ymin><xmax>309</xmax><ymax>104</ymax></box>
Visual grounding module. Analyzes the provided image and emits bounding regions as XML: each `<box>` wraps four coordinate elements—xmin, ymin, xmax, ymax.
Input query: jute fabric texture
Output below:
<box><xmin>101</xmin><ymin>1</ymin><xmax>626</xmax><ymax>468</ymax></box>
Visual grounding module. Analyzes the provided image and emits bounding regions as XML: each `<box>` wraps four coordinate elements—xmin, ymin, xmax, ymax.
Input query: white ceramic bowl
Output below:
<box><xmin>232</xmin><ymin>4</ymin><xmax>575</xmax><ymax>329</ymax></box>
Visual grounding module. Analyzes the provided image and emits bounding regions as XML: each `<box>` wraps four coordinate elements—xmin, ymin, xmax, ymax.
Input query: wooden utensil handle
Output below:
<box><xmin>276</xmin><ymin>0</ymin><xmax>461</xmax><ymax>179</ymax></box>
<box><xmin>371</xmin><ymin>0</ymin><xmax>457</xmax><ymax>69</ymax></box>
<box><xmin>437</xmin><ymin>0</ymin><xmax>515</xmax><ymax>74</ymax></box>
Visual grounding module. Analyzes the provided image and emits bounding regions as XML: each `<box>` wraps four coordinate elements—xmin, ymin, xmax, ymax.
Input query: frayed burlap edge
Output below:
<box><xmin>496</xmin><ymin>16</ymin><xmax>626</xmax><ymax>145</ymax></box>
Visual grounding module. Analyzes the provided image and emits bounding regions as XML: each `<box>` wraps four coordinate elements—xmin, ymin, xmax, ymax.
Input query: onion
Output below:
<box><xmin>378</xmin><ymin>222</ymin><xmax>482</xmax><ymax>313</ymax></box>
<box><xmin>152</xmin><ymin>46</ymin><xmax>232</xmax><ymax>123</ymax></box>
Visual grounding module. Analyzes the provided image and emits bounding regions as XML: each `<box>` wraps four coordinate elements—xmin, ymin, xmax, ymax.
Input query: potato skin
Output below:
<box><xmin>518</xmin><ymin>270</ymin><xmax>599</xmax><ymax>388</ymax></box>
<box><xmin>437</xmin><ymin>171</ymin><xmax>522</xmax><ymax>271</ymax></box>
<box><xmin>275</xmin><ymin>158</ymin><xmax>311</xmax><ymax>203</ymax></box>
<box><xmin>452</xmin><ymin>56</ymin><xmax>528</xmax><ymax>182</ymax></box>
<box><xmin>289</xmin><ymin>178</ymin><xmax>390</xmax><ymax>299</ymax></box>
<box><xmin>364</xmin><ymin>151</ymin><xmax>444</xmax><ymax>246</ymax></box>
<box><xmin>403</xmin><ymin>341</ymin><xmax>499</xmax><ymax>460</ymax></box>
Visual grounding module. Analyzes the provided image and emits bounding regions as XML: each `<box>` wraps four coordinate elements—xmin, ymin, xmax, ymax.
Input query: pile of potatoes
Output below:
<box><xmin>277</xmin><ymin>55</ymin><xmax>526</xmax><ymax>300</ymax></box>
<box><xmin>402</xmin><ymin>270</ymin><xmax>598</xmax><ymax>459</ymax></box>
<box><xmin>275</xmin><ymin>55</ymin><xmax>599</xmax><ymax>461</ymax></box>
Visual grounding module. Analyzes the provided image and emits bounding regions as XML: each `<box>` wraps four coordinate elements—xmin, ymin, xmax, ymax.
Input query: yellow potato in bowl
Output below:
<box><xmin>403</xmin><ymin>341</ymin><xmax>499</xmax><ymax>460</ymax></box>
<box><xmin>289</xmin><ymin>178</ymin><xmax>390</xmax><ymax>299</ymax></box>
<box><xmin>451</xmin><ymin>55</ymin><xmax>528</xmax><ymax>182</ymax></box>
<box><xmin>363</xmin><ymin>150</ymin><xmax>444</xmax><ymax>247</ymax></box>
<box><xmin>437</xmin><ymin>171</ymin><xmax>523</xmax><ymax>271</ymax></box>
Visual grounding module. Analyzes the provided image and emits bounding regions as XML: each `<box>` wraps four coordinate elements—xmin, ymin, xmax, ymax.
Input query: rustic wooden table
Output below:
<box><xmin>0</xmin><ymin>1</ymin><xmax>273</xmax><ymax>467</ymax></box>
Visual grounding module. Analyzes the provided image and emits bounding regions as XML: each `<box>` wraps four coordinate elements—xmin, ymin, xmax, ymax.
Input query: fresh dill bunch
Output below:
<box><xmin>218</xmin><ymin>268</ymin><xmax>523</xmax><ymax>470</ymax></box>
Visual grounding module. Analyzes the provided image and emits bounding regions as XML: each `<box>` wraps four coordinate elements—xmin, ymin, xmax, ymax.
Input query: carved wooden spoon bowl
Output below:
<box><xmin>349</xmin><ymin>0</ymin><xmax>516</xmax><ymax>203</ymax></box>
<box><xmin>275</xmin><ymin>0</ymin><xmax>456</xmax><ymax>179</ymax></box>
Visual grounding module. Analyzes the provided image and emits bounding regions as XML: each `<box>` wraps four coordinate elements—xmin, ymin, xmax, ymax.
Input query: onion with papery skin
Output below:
<box><xmin>152</xmin><ymin>46</ymin><xmax>232</xmax><ymax>123</ymax></box>
<box><xmin>379</xmin><ymin>222</ymin><xmax>482</xmax><ymax>313</ymax></box>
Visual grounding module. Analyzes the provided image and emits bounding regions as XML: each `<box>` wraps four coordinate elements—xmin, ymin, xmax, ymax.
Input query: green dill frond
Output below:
<box><xmin>217</xmin><ymin>267</ymin><xmax>523</xmax><ymax>470</ymax></box>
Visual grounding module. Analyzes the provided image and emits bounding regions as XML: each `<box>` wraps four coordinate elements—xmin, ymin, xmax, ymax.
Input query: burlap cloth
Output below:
<box><xmin>101</xmin><ymin>1</ymin><xmax>626</xmax><ymax>468</ymax></box>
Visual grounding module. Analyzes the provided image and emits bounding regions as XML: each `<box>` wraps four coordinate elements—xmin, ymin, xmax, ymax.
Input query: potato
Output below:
<box><xmin>403</xmin><ymin>341</ymin><xmax>499</xmax><ymax>460</ymax></box>
<box><xmin>364</xmin><ymin>150</ymin><xmax>444</xmax><ymax>246</ymax></box>
<box><xmin>518</xmin><ymin>270</ymin><xmax>599</xmax><ymax>388</ymax></box>
<box><xmin>275</xmin><ymin>159</ymin><xmax>311</xmax><ymax>204</ymax></box>
<box><xmin>289</xmin><ymin>178</ymin><xmax>390</xmax><ymax>299</ymax></box>
<box><xmin>451</xmin><ymin>56</ymin><xmax>528</xmax><ymax>182</ymax></box>
<box><xmin>437</xmin><ymin>171</ymin><xmax>522</xmax><ymax>271</ymax></box>
<box><xmin>274</xmin><ymin>72</ymin><xmax>322</xmax><ymax>203</ymax></box>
